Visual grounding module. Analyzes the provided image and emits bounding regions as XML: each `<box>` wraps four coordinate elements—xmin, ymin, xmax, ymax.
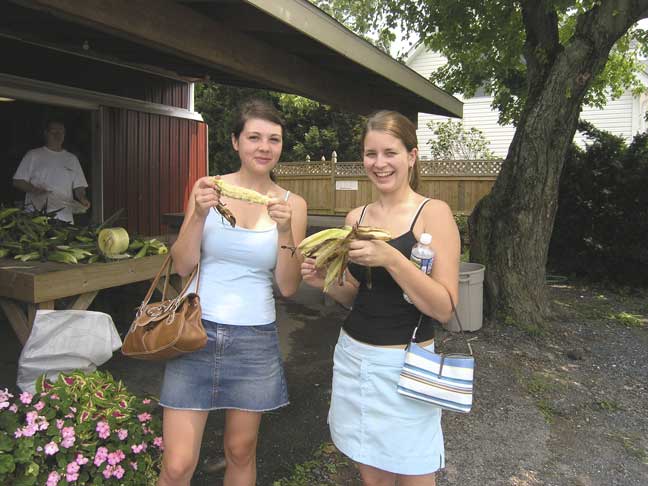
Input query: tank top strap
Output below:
<box><xmin>409</xmin><ymin>198</ymin><xmax>431</xmax><ymax>231</ymax></box>
<box><xmin>358</xmin><ymin>204</ymin><xmax>370</xmax><ymax>224</ymax></box>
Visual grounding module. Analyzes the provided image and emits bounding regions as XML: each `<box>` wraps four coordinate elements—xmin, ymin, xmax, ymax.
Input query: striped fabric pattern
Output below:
<box><xmin>398</xmin><ymin>341</ymin><xmax>474</xmax><ymax>413</ymax></box>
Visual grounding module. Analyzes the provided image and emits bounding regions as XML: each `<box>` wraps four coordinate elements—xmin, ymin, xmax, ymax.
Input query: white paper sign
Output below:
<box><xmin>335</xmin><ymin>180</ymin><xmax>358</xmax><ymax>191</ymax></box>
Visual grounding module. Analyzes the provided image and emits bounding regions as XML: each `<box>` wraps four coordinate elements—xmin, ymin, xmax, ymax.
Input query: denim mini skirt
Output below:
<box><xmin>159</xmin><ymin>320</ymin><xmax>289</xmax><ymax>412</ymax></box>
<box><xmin>329</xmin><ymin>330</ymin><xmax>445</xmax><ymax>475</ymax></box>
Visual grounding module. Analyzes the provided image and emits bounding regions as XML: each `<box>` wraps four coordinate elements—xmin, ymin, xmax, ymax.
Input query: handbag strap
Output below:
<box><xmin>410</xmin><ymin>287</ymin><xmax>473</xmax><ymax>356</ymax></box>
<box><xmin>138</xmin><ymin>254</ymin><xmax>200</xmax><ymax>313</ymax></box>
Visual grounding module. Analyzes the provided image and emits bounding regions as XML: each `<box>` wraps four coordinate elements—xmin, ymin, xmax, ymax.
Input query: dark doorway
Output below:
<box><xmin>0</xmin><ymin>99</ymin><xmax>93</xmax><ymax>222</ymax></box>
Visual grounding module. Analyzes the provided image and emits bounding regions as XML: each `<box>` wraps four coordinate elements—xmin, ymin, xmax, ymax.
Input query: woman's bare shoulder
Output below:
<box><xmin>345</xmin><ymin>206</ymin><xmax>365</xmax><ymax>226</ymax></box>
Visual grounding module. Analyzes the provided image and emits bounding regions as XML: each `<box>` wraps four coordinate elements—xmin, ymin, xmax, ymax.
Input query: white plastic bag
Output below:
<box><xmin>17</xmin><ymin>310</ymin><xmax>122</xmax><ymax>393</ymax></box>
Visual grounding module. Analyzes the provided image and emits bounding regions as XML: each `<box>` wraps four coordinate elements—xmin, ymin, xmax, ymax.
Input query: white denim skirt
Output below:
<box><xmin>329</xmin><ymin>330</ymin><xmax>445</xmax><ymax>475</ymax></box>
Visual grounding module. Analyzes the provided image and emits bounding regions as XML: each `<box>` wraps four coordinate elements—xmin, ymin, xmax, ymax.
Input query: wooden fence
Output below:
<box><xmin>275</xmin><ymin>155</ymin><xmax>502</xmax><ymax>215</ymax></box>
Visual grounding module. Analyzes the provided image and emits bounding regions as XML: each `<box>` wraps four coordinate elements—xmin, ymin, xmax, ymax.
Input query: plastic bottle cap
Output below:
<box><xmin>420</xmin><ymin>233</ymin><xmax>432</xmax><ymax>245</ymax></box>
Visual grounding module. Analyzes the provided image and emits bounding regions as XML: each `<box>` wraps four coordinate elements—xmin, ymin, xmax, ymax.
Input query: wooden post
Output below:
<box><xmin>330</xmin><ymin>151</ymin><xmax>336</xmax><ymax>215</ymax></box>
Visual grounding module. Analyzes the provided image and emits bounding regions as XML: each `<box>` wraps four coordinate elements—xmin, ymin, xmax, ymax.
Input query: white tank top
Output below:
<box><xmin>197</xmin><ymin>208</ymin><xmax>278</xmax><ymax>325</ymax></box>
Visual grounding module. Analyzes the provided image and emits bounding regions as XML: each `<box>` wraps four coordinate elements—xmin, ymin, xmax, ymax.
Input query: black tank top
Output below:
<box><xmin>344</xmin><ymin>199</ymin><xmax>440</xmax><ymax>345</ymax></box>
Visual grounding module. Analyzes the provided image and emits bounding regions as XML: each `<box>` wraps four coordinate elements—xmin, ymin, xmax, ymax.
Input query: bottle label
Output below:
<box><xmin>411</xmin><ymin>255</ymin><xmax>434</xmax><ymax>275</ymax></box>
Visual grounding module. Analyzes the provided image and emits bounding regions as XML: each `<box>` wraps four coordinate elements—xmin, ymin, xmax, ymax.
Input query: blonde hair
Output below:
<box><xmin>362</xmin><ymin>110</ymin><xmax>420</xmax><ymax>190</ymax></box>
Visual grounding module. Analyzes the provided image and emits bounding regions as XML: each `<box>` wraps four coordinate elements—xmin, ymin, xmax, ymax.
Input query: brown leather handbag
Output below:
<box><xmin>121</xmin><ymin>255</ymin><xmax>207</xmax><ymax>360</ymax></box>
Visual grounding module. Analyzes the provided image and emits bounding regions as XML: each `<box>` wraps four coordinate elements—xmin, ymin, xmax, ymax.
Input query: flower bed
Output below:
<box><xmin>0</xmin><ymin>371</ymin><xmax>163</xmax><ymax>485</ymax></box>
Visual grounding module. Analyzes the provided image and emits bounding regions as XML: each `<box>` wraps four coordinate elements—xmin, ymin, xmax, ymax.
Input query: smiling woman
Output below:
<box><xmin>301</xmin><ymin>110</ymin><xmax>460</xmax><ymax>486</ymax></box>
<box><xmin>158</xmin><ymin>98</ymin><xmax>308</xmax><ymax>486</ymax></box>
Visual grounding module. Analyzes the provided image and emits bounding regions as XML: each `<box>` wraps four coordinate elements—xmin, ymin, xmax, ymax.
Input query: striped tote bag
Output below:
<box><xmin>397</xmin><ymin>297</ymin><xmax>474</xmax><ymax>413</ymax></box>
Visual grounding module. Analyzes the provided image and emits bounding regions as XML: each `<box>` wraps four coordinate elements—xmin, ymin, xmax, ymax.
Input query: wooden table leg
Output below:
<box><xmin>66</xmin><ymin>291</ymin><xmax>99</xmax><ymax>311</ymax></box>
<box><xmin>38</xmin><ymin>301</ymin><xmax>55</xmax><ymax>310</ymax></box>
<box><xmin>0</xmin><ymin>297</ymin><xmax>31</xmax><ymax>345</ymax></box>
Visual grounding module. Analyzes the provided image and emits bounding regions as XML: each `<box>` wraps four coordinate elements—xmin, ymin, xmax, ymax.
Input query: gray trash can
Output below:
<box><xmin>446</xmin><ymin>262</ymin><xmax>485</xmax><ymax>332</ymax></box>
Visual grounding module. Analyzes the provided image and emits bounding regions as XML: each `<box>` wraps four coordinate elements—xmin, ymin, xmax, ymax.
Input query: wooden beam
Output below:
<box><xmin>13</xmin><ymin>0</ymin><xmax>430</xmax><ymax>115</ymax></box>
<box><xmin>66</xmin><ymin>291</ymin><xmax>99</xmax><ymax>310</ymax></box>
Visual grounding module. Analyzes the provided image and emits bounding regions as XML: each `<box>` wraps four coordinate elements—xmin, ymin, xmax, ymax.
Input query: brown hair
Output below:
<box><xmin>231</xmin><ymin>98</ymin><xmax>285</xmax><ymax>139</ymax></box>
<box><xmin>362</xmin><ymin>110</ymin><xmax>420</xmax><ymax>190</ymax></box>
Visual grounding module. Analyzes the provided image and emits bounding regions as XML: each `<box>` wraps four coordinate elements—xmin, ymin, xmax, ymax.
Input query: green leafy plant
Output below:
<box><xmin>427</xmin><ymin>120</ymin><xmax>496</xmax><ymax>161</ymax></box>
<box><xmin>0</xmin><ymin>371</ymin><xmax>163</xmax><ymax>486</ymax></box>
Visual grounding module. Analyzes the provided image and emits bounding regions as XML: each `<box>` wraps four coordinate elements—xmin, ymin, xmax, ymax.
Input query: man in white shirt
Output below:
<box><xmin>13</xmin><ymin>120</ymin><xmax>90</xmax><ymax>223</ymax></box>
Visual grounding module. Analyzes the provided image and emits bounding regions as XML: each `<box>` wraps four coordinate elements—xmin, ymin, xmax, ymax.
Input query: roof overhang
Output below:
<box><xmin>6</xmin><ymin>0</ymin><xmax>462</xmax><ymax>118</ymax></box>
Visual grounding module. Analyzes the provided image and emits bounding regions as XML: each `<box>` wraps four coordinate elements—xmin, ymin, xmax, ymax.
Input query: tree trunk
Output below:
<box><xmin>468</xmin><ymin>38</ymin><xmax>615</xmax><ymax>330</ymax></box>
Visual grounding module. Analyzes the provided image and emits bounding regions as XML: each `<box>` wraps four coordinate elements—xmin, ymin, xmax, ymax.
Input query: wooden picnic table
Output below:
<box><xmin>0</xmin><ymin>254</ymin><xmax>183</xmax><ymax>345</ymax></box>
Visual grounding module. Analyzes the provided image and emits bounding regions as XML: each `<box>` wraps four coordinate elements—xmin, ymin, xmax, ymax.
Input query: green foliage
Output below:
<box><xmin>549</xmin><ymin>122</ymin><xmax>648</xmax><ymax>283</ymax></box>
<box><xmin>272</xmin><ymin>443</ymin><xmax>351</xmax><ymax>486</ymax></box>
<box><xmin>453</xmin><ymin>213</ymin><xmax>470</xmax><ymax>254</ymax></box>
<box><xmin>194</xmin><ymin>84</ymin><xmax>365</xmax><ymax>173</ymax></box>
<box><xmin>427</xmin><ymin>120</ymin><xmax>496</xmax><ymax>160</ymax></box>
<box><xmin>314</xmin><ymin>1</ymin><xmax>396</xmax><ymax>54</ymax></box>
<box><xmin>277</xmin><ymin>94</ymin><xmax>364</xmax><ymax>162</ymax></box>
<box><xmin>311</xmin><ymin>1</ymin><xmax>648</xmax><ymax>126</ymax></box>
<box><xmin>0</xmin><ymin>371</ymin><xmax>163</xmax><ymax>485</ymax></box>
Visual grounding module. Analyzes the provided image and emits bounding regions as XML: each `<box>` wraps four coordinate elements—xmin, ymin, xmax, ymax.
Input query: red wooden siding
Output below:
<box><xmin>144</xmin><ymin>81</ymin><xmax>189</xmax><ymax>109</ymax></box>
<box><xmin>102</xmin><ymin>107</ymin><xmax>207</xmax><ymax>236</ymax></box>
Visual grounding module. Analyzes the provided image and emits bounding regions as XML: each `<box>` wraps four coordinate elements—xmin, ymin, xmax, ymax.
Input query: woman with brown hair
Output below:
<box><xmin>302</xmin><ymin>110</ymin><xmax>460</xmax><ymax>485</ymax></box>
<box><xmin>158</xmin><ymin>98</ymin><xmax>307</xmax><ymax>486</ymax></box>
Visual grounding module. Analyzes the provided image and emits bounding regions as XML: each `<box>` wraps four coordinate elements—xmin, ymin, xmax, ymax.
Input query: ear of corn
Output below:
<box><xmin>213</xmin><ymin>178</ymin><xmax>271</xmax><ymax>205</ymax></box>
<box><xmin>299</xmin><ymin>224</ymin><xmax>391</xmax><ymax>292</ymax></box>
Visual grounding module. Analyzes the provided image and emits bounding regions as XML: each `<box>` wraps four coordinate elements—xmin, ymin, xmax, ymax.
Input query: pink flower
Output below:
<box><xmin>61</xmin><ymin>437</ymin><xmax>75</xmax><ymax>448</ymax></box>
<box><xmin>130</xmin><ymin>461</ymin><xmax>138</xmax><ymax>470</ymax></box>
<box><xmin>34</xmin><ymin>400</ymin><xmax>45</xmax><ymax>411</ymax></box>
<box><xmin>19</xmin><ymin>391</ymin><xmax>33</xmax><ymax>404</ymax></box>
<box><xmin>102</xmin><ymin>465</ymin><xmax>116</xmax><ymax>479</ymax></box>
<box><xmin>94</xmin><ymin>446</ymin><xmax>108</xmax><ymax>467</ymax></box>
<box><xmin>50</xmin><ymin>394</ymin><xmax>60</xmax><ymax>400</ymax></box>
<box><xmin>153</xmin><ymin>436</ymin><xmax>164</xmax><ymax>449</ymax></box>
<box><xmin>38</xmin><ymin>419</ymin><xmax>50</xmax><ymax>431</ymax></box>
<box><xmin>142</xmin><ymin>398</ymin><xmax>151</xmax><ymax>404</ymax></box>
<box><xmin>75</xmin><ymin>453</ymin><xmax>89</xmax><ymax>465</ymax></box>
<box><xmin>0</xmin><ymin>388</ymin><xmax>12</xmax><ymax>409</ymax></box>
<box><xmin>131</xmin><ymin>442</ymin><xmax>147</xmax><ymax>454</ymax></box>
<box><xmin>25</xmin><ymin>411</ymin><xmax>38</xmax><ymax>425</ymax></box>
<box><xmin>56</xmin><ymin>419</ymin><xmax>65</xmax><ymax>430</ymax></box>
<box><xmin>46</xmin><ymin>470</ymin><xmax>60</xmax><ymax>486</ymax></box>
<box><xmin>107</xmin><ymin>450</ymin><xmax>125</xmax><ymax>465</ymax></box>
<box><xmin>21</xmin><ymin>423</ymin><xmax>37</xmax><ymax>437</ymax></box>
<box><xmin>137</xmin><ymin>412</ymin><xmax>152</xmax><ymax>423</ymax></box>
<box><xmin>61</xmin><ymin>426</ymin><xmax>75</xmax><ymax>439</ymax></box>
<box><xmin>14</xmin><ymin>429</ymin><xmax>22</xmax><ymax>438</ymax></box>
<box><xmin>117</xmin><ymin>429</ymin><xmax>128</xmax><ymax>440</ymax></box>
<box><xmin>95</xmin><ymin>421</ymin><xmax>110</xmax><ymax>439</ymax></box>
<box><xmin>44</xmin><ymin>441</ymin><xmax>59</xmax><ymax>455</ymax></box>
<box><xmin>8</xmin><ymin>403</ymin><xmax>18</xmax><ymax>413</ymax></box>
<box><xmin>113</xmin><ymin>465</ymin><xmax>125</xmax><ymax>479</ymax></box>
<box><xmin>65</xmin><ymin>462</ymin><xmax>80</xmax><ymax>482</ymax></box>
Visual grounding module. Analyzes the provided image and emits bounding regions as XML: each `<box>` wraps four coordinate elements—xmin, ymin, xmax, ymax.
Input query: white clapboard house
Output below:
<box><xmin>406</xmin><ymin>45</ymin><xmax>648</xmax><ymax>159</ymax></box>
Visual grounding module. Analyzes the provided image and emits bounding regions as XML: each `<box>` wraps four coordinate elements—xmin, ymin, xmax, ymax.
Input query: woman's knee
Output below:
<box><xmin>160</xmin><ymin>453</ymin><xmax>199</xmax><ymax>482</ymax></box>
<box><xmin>223</xmin><ymin>435</ymin><xmax>257</xmax><ymax>467</ymax></box>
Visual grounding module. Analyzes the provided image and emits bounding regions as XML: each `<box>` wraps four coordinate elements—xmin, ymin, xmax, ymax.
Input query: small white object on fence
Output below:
<box><xmin>332</xmin><ymin>151</ymin><xmax>337</xmax><ymax>164</ymax></box>
<box><xmin>306</xmin><ymin>155</ymin><xmax>311</xmax><ymax>162</ymax></box>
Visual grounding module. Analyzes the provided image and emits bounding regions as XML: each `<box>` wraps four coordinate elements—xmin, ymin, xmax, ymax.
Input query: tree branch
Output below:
<box><xmin>575</xmin><ymin>0</ymin><xmax>648</xmax><ymax>53</ymax></box>
<box><xmin>521</xmin><ymin>0</ymin><xmax>561</xmax><ymax>99</ymax></box>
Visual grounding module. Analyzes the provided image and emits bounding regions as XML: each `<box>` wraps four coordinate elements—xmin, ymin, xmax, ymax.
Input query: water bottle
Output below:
<box><xmin>403</xmin><ymin>233</ymin><xmax>435</xmax><ymax>303</ymax></box>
